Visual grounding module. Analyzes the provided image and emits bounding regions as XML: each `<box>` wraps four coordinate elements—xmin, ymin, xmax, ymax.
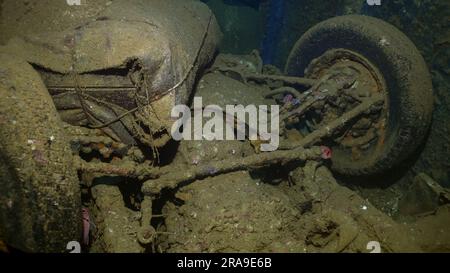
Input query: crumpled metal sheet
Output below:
<box><xmin>0</xmin><ymin>0</ymin><xmax>221</xmax><ymax>144</ymax></box>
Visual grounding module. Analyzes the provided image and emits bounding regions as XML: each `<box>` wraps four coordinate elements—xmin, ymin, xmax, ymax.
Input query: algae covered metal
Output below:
<box><xmin>0</xmin><ymin>0</ymin><xmax>221</xmax><ymax>252</ymax></box>
<box><xmin>0</xmin><ymin>1</ymin><xmax>438</xmax><ymax>253</ymax></box>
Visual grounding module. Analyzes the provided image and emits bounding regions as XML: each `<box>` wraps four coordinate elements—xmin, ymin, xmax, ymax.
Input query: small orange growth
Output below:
<box><xmin>111</xmin><ymin>156</ymin><xmax>121</xmax><ymax>163</ymax></box>
<box><xmin>374</xmin><ymin>119</ymin><xmax>386</xmax><ymax>153</ymax></box>
<box><xmin>351</xmin><ymin>146</ymin><xmax>362</xmax><ymax>161</ymax></box>
<box><xmin>0</xmin><ymin>240</ymin><xmax>9</xmax><ymax>253</ymax></box>
<box><xmin>96</xmin><ymin>143</ymin><xmax>106</xmax><ymax>150</ymax></box>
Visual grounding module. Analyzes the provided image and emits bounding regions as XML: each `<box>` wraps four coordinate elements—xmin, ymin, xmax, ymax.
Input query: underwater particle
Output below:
<box><xmin>361</xmin><ymin>205</ymin><xmax>368</xmax><ymax>211</ymax></box>
<box><xmin>247</xmin><ymin>225</ymin><xmax>255</xmax><ymax>233</ymax></box>
<box><xmin>49</xmin><ymin>135</ymin><xmax>55</xmax><ymax>142</ymax></box>
<box><xmin>191</xmin><ymin>155</ymin><xmax>200</xmax><ymax>165</ymax></box>
<box><xmin>315</xmin><ymin>94</ymin><xmax>326</xmax><ymax>100</ymax></box>
<box><xmin>205</xmin><ymin>166</ymin><xmax>218</xmax><ymax>175</ymax></box>
<box><xmin>379</xmin><ymin>37</ymin><xmax>390</xmax><ymax>46</ymax></box>
<box><xmin>6</xmin><ymin>199</ymin><xmax>13</xmax><ymax>209</ymax></box>
<box><xmin>27</xmin><ymin>139</ymin><xmax>38</xmax><ymax>151</ymax></box>
<box><xmin>366</xmin><ymin>0</ymin><xmax>381</xmax><ymax>6</ymax></box>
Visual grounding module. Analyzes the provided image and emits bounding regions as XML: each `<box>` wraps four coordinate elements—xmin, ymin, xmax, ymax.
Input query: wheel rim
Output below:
<box><xmin>303</xmin><ymin>49</ymin><xmax>389</xmax><ymax>166</ymax></box>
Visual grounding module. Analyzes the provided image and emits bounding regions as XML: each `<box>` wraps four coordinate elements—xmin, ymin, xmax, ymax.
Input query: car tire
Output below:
<box><xmin>0</xmin><ymin>53</ymin><xmax>81</xmax><ymax>252</ymax></box>
<box><xmin>285</xmin><ymin>15</ymin><xmax>433</xmax><ymax>177</ymax></box>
